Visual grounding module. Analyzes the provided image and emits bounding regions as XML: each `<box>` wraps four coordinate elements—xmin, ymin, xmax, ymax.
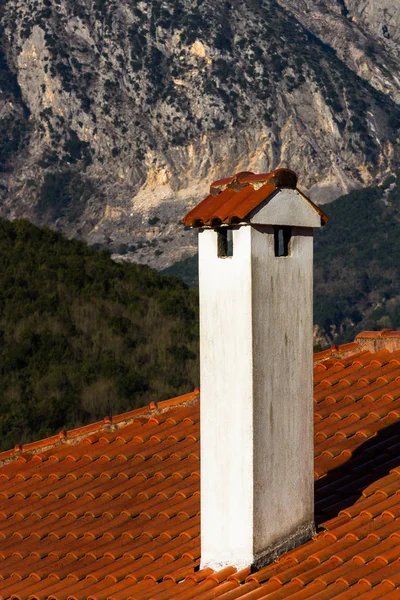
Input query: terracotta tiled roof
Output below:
<box><xmin>181</xmin><ymin>168</ymin><xmax>328</xmax><ymax>227</ymax></box>
<box><xmin>2</xmin><ymin>332</ymin><xmax>400</xmax><ymax>598</ymax></box>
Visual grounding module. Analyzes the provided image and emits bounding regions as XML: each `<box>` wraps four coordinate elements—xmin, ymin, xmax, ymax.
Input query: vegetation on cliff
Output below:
<box><xmin>0</xmin><ymin>0</ymin><xmax>400</xmax><ymax>268</ymax></box>
<box><xmin>0</xmin><ymin>218</ymin><xmax>199</xmax><ymax>451</ymax></box>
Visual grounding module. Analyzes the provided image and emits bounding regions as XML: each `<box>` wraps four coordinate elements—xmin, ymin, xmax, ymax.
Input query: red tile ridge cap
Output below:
<box><xmin>182</xmin><ymin>168</ymin><xmax>294</xmax><ymax>228</ymax></box>
<box><xmin>209</xmin><ymin>168</ymin><xmax>297</xmax><ymax>195</ymax></box>
<box><xmin>314</xmin><ymin>341</ymin><xmax>364</xmax><ymax>364</ymax></box>
<box><xmin>183</xmin><ymin>183</ymin><xmax>279</xmax><ymax>228</ymax></box>
<box><xmin>356</xmin><ymin>330</ymin><xmax>400</xmax><ymax>339</ymax></box>
<box><xmin>0</xmin><ymin>389</ymin><xmax>200</xmax><ymax>467</ymax></box>
<box><xmin>356</xmin><ymin>330</ymin><xmax>400</xmax><ymax>353</ymax></box>
<box><xmin>210</xmin><ymin>171</ymin><xmax>254</xmax><ymax>194</ymax></box>
<box><xmin>314</xmin><ymin>330</ymin><xmax>400</xmax><ymax>365</ymax></box>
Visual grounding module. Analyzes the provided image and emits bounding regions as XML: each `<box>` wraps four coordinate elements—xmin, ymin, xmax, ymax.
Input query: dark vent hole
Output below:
<box><xmin>217</xmin><ymin>229</ymin><xmax>233</xmax><ymax>258</ymax></box>
<box><xmin>274</xmin><ymin>226</ymin><xmax>292</xmax><ymax>257</ymax></box>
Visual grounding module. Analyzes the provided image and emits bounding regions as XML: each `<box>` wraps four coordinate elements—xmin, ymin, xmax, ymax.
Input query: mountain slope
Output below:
<box><xmin>278</xmin><ymin>0</ymin><xmax>400</xmax><ymax>101</ymax></box>
<box><xmin>0</xmin><ymin>0</ymin><xmax>399</xmax><ymax>268</ymax></box>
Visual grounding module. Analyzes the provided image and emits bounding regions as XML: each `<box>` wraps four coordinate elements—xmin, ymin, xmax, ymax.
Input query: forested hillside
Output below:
<box><xmin>0</xmin><ymin>219</ymin><xmax>199</xmax><ymax>451</ymax></box>
<box><xmin>314</xmin><ymin>175</ymin><xmax>400</xmax><ymax>344</ymax></box>
<box><xmin>3</xmin><ymin>172</ymin><xmax>400</xmax><ymax>450</ymax></box>
<box><xmin>164</xmin><ymin>175</ymin><xmax>400</xmax><ymax>346</ymax></box>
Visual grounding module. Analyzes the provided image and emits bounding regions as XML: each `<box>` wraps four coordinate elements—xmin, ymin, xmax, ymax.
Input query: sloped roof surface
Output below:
<box><xmin>2</xmin><ymin>332</ymin><xmax>400</xmax><ymax>598</ymax></box>
<box><xmin>181</xmin><ymin>168</ymin><xmax>328</xmax><ymax>228</ymax></box>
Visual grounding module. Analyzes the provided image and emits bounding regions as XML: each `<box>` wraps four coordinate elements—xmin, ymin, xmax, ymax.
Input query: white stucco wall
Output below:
<box><xmin>199</xmin><ymin>226</ymin><xmax>254</xmax><ymax>570</ymax></box>
<box><xmin>199</xmin><ymin>220</ymin><xmax>315</xmax><ymax>570</ymax></box>
<box><xmin>251</xmin><ymin>225</ymin><xmax>314</xmax><ymax>559</ymax></box>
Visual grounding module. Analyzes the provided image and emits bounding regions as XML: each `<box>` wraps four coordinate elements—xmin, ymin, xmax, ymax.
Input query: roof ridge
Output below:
<box><xmin>210</xmin><ymin>168</ymin><xmax>297</xmax><ymax>194</ymax></box>
<box><xmin>314</xmin><ymin>341</ymin><xmax>363</xmax><ymax>363</ymax></box>
<box><xmin>314</xmin><ymin>330</ymin><xmax>400</xmax><ymax>364</ymax></box>
<box><xmin>0</xmin><ymin>388</ymin><xmax>200</xmax><ymax>466</ymax></box>
<box><xmin>4</xmin><ymin>330</ymin><xmax>399</xmax><ymax>464</ymax></box>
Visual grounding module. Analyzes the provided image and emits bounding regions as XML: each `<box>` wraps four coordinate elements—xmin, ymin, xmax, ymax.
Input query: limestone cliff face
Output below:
<box><xmin>347</xmin><ymin>0</ymin><xmax>400</xmax><ymax>44</ymax></box>
<box><xmin>0</xmin><ymin>0</ymin><xmax>399</xmax><ymax>268</ymax></box>
<box><xmin>277</xmin><ymin>0</ymin><xmax>400</xmax><ymax>102</ymax></box>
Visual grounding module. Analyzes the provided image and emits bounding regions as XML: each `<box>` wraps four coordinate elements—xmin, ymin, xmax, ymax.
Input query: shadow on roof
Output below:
<box><xmin>315</xmin><ymin>419</ymin><xmax>400</xmax><ymax>526</ymax></box>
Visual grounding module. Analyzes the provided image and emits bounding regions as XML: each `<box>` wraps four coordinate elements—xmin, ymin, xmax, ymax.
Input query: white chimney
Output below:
<box><xmin>183</xmin><ymin>169</ymin><xmax>328</xmax><ymax>571</ymax></box>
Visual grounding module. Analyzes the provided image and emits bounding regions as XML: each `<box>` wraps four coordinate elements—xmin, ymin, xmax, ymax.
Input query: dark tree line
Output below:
<box><xmin>0</xmin><ymin>218</ymin><xmax>199</xmax><ymax>450</ymax></box>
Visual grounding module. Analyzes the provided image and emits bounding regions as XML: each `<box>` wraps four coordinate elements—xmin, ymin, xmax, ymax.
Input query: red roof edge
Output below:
<box><xmin>313</xmin><ymin>341</ymin><xmax>362</xmax><ymax>363</ymax></box>
<box><xmin>0</xmin><ymin>389</ymin><xmax>200</xmax><ymax>466</ymax></box>
<box><xmin>314</xmin><ymin>330</ymin><xmax>400</xmax><ymax>365</ymax></box>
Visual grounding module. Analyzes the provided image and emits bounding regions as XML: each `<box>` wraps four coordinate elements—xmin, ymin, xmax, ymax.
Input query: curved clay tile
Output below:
<box><xmin>182</xmin><ymin>167</ymin><xmax>319</xmax><ymax>228</ymax></box>
<box><xmin>210</xmin><ymin>171</ymin><xmax>254</xmax><ymax>194</ymax></box>
<box><xmin>182</xmin><ymin>188</ymin><xmax>236</xmax><ymax>228</ymax></box>
<box><xmin>226</xmin><ymin>182</ymin><xmax>277</xmax><ymax>223</ymax></box>
<box><xmin>211</xmin><ymin>185</ymin><xmax>255</xmax><ymax>224</ymax></box>
<box><xmin>240</xmin><ymin>168</ymin><xmax>297</xmax><ymax>189</ymax></box>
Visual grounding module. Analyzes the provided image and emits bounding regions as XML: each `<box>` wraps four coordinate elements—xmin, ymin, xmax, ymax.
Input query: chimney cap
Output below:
<box><xmin>182</xmin><ymin>168</ymin><xmax>328</xmax><ymax>228</ymax></box>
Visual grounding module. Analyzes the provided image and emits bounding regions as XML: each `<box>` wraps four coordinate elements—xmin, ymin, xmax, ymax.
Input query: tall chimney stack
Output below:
<box><xmin>183</xmin><ymin>169</ymin><xmax>328</xmax><ymax>571</ymax></box>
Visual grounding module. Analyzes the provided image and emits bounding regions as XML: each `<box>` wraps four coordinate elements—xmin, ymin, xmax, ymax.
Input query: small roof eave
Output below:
<box><xmin>182</xmin><ymin>168</ymin><xmax>328</xmax><ymax>228</ymax></box>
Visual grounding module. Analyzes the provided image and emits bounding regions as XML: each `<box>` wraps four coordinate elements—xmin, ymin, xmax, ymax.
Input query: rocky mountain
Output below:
<box><xmin>0</xmin><ymin>0</ymin><xmax>400</xmax><ymax>268</ymax></box>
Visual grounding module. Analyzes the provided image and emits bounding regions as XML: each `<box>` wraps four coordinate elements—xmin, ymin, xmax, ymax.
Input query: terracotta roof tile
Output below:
<box><xmin>357</xmin><ymin>583</ymin><xmax>397</xmax><ymax>599</ymax></box>
<box><xmin>182</xmin><ymin>168</ymin><xmax>328</xmax><ymax>227</ymax></box>
<box><xmin>2</xmin><ymin>337</ymin><xmax>400</xmax><ymax>597</ymax></box>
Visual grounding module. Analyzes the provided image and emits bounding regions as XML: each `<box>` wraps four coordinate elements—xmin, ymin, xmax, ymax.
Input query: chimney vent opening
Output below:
<box><xmin>274</xmin><ymin>226</ymin><xmax>292</xmax><ymax>257</ymax></box>
<box><xmin>217</xmin><ymin>228</ymin><xmax>233</xmax><ymax>258</ymax></box>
